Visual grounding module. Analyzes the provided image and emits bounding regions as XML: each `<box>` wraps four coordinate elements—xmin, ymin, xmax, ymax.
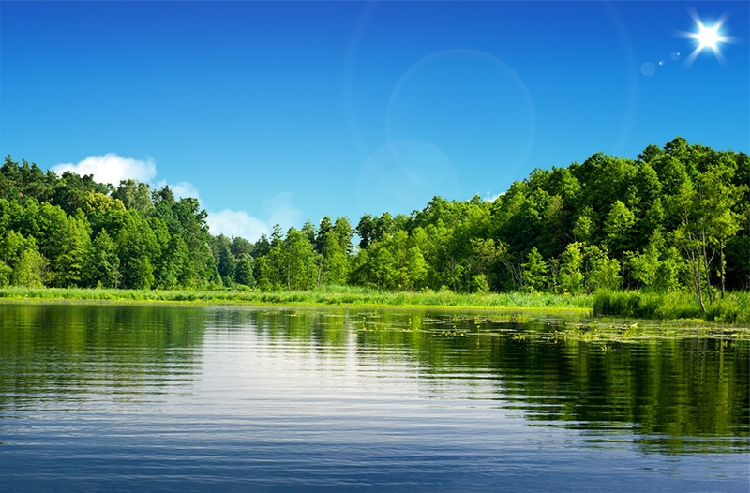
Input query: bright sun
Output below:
<box><xmin>680</xmin><ymin>13</ymin><xmax>734</xmax><ymax>66</ymax></box>
<box><xmin>694</xmin><ymin>22</ymin><xmax>724</xmax><ymax>52</ymax></box>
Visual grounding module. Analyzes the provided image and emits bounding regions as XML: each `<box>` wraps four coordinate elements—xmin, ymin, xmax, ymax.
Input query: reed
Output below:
<box><xmin>0</xmin><ymin>285</ymin><xmax>593</xmax><ymax>311</ymax></box>
<box><xmin>593</xmin><ymin>290</ymin><xmax>750</xmax><ymax>323</ymax></box>
<box><xmin>2</xmin><ymin>286</ymin><xmax>747</xmax><ymax>322</ymax></box>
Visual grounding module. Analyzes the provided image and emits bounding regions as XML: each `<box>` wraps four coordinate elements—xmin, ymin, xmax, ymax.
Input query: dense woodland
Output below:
<box><xmin>1</xmin><ymin>137</ymin><xmax>748</xmax><ymax>311</ymax></box>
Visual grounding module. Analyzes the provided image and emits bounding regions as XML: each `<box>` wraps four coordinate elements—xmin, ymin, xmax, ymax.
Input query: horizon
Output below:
<box><xmin>1</xmin><ymin>1</ymin><xmax>748</xmax><ymax>241</ymax></box>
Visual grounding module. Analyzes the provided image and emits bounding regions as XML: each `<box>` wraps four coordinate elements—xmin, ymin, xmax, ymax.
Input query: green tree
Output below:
<box><xmin>604</xmin><ymin>201</ymin><xmax>636</xmax><ymax>257</ymax></box>
<box><xmin>558</xmin><ymin>242</ymin><xmax>584</xmax><ymax>294</ymax></box>
<box><xmin>234</xmin><ymin>253</ymin><xmax>255</xmax><ymax>287</ymax></box>
<box><xmin>112</xmin><ymin>179</ymin><xmax>156</xmax><ymax>216</ymax></box>
<box><xmin>697</xmin><ymin>163</ymin><xmax>746</xmax><ymax>297</ymax></box>
<box><xmin>522</xmin><ymin>247</ymin><xmax>548</xmax><ymax>293</ymax></box>
<box><xmin>12</xmin><ymin>246</ymin><xmax>47</xmax><ymax>287</ymax></box>
<box><xmin>115</xmin><ymin>212</ymin><xmax>159</xmax><ymax>289</ymax></box>
<box><xmin>0</xmin><ymin>231</ymin><xmax>47</xmax><ymax>287</ymax></box>
<box><xmin>583</xmin><ymin>245</ymin><xmax>621</xmax><ymax>293</ymax></box>
<box><xmin>404</xmin><ymin>246</ymin><xmax>429</xmax><ymax>290</ymax></box>
<box><xmin>84</xmin><ymin>230</ymin><xmax>121</xmax><ymax>288</ymax></box>
<box><xmin>283</xmin><ymin>228</ymin><xmax>319</xmax><ymax>290</ymax></box>
<box><xmin>318</xmin><ymin>230</ymin><xmax>349</xmax><ymax>286</ymax></box>
<box><xmin>470</xmin><ymin>274</ymin><xmax>490</xmax><ymax>294</ymax></box>
<box><xmin>573</xmin><ymin>207</ymin><xmax>596</xmax><ymax>245</ymax></box>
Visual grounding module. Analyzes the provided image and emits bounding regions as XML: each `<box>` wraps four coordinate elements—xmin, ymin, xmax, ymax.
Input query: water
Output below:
<box><xmin>0</xmin><ymin>304</ymin><xmax>747</xmax><ymax>492</ymax></box>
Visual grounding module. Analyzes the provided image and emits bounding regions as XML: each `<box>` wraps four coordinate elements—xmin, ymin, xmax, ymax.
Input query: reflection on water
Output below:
<box><xmin>0</xmin><ymin>305</ymin><xmax>204</xmax><ymax>411</ymax></box>
<box><xmin>0</xmin><ymin>304</ymin><xmax>747</xmax><ymax>492</ymax></box>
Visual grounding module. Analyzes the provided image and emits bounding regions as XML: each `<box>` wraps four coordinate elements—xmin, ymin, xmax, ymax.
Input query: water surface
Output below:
<box><xmin>0</xmin><ymin>304</ymin><xmax>747</xmax><ymax>491</ymax></box>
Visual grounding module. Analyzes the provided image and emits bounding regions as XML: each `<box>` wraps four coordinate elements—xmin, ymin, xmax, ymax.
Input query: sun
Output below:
<box><xmin>692</xmin><ymin>22</ymin><xmax>726</xmax><ymax>52</ymax></box>
<box><xmin>680</xmin><ymin>12</ymin><xmax>735</xmax><ymax>66</ymax></box>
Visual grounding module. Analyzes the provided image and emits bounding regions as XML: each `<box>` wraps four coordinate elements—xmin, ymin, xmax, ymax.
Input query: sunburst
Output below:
<box><xmin>692</xmin><ymin>22</ymin><xmax>726</xmax><ymax>52</ymax></box>
<box><xmin>678</xmin><ymin>10</ymin><xmax>737</xmax><ymax>66</ymax></box>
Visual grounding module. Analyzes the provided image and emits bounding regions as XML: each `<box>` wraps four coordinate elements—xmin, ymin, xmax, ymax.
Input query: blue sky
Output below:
<box><xmin>1</xmin><ymin>1</ymin><xmax>747</xmax><ymax>241</ymax></box>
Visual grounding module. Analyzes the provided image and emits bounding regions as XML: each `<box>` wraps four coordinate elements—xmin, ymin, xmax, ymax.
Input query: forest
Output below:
<box><xmin>1</xmin><ymin>137</ymin><xmax>748</xmax><ymax>313</ymax></box>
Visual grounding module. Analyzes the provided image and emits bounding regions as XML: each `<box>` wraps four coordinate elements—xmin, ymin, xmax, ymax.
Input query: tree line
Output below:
<box><xmin>2</xmin><ymin>137</ymin><xmax>749</xmax><ymax>310</ymax></box>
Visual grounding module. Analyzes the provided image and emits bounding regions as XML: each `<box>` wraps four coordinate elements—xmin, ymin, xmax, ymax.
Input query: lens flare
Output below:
<box><xmin>679</xmin><ymin>11</ymin><xmax>736</xmax><ymax>66</ymax></box>
<box><xmin>693</xmin><ymin>22</ymin><xmax>725</xmax><ymax>52</ymax></box>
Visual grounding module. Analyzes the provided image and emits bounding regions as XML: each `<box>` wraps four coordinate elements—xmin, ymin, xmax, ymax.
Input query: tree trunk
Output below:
<box><xmin>720</xmin><ymin>241</ymin><xmax>726</xmax><ymax>298</ymax></box>
<box><xmin>699</xmin><ymin>223</ymin><xmax>715</xmax><ymax>304</ymax></box>
<box><xmin>687</xmin><ymin>246</ymin><xmax>706</xmax><ymax>313</ymax></box>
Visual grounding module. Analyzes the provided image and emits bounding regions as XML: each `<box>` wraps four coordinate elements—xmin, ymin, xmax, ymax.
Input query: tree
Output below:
<box><xmin>283</xmin><ymin>228</ymin><xmax>319</xmax><ymax>290</ymax></box>
<box><xmin>112</xmin><ymin>180</ymin><xmax>155</xmax><ymax>216</ymax></box>
<box><xmin>583</xmin><ymin>245</ymin><xmax>621</xmax><ymax>293</ymax></box>
<box><xmin>604</xmin><ymin>201</ymin><xmax>636</xmax><ymax>257</ymax></box>
<box><xmin>234</xmin><ymin>253</ymin><xmax>254</xmax><ymax>287</ymax></box>
<box><xmin>0</xmin><ymin>138</ymin><xmax>745</xmax><ymax>307</ymax></box>
<box><xmin>627</xmin><ymin>232</ymin><xmax>661</xmax><ymax>290</ymax></box>
<box><xmin>115</xmin><ymin>212</ymin><xmax>158</xmax><ymax>289</ymax></box>
<box><xmin>405</xmin><ymin>246</ymin><xmax>429</xmax><ymax>290</ymax></box>
<box><xmin>318</xmin><ymin>230</ymin><xmax>349</xmax><ymax>286</ymax></box>
<box><xmin>522</xmin><ymin>247</ymin><xmax>548</xmax><ymax>293</ymax></box>
<box><xmin>0</xmin><ymin>230</ymin><xmax>47</xmax><ymax>287</ymax></box>
<box><xmin>573</xmin><ymin>207</ymin><xmax>596</xmax><ymax>245</ymax></box>
<box><xmin>258</xmin><ymin>225</ymin><xmax>285</xmax><ymax>290</ymax></box>
<box><xmin>213</xmin><ymin>234</ymin><xmax>237</xmax><ymax>286</ymax></box>
<box><xmin>697</xmin><ymin>164</ymin><xmax>745</xmax><ymax>297</ymax></box>
<box><xmin>349</xmin><ymin>240</ymin><xmax>397</xmax><ymax>290</ymax></box>
<box><xmin>333</xmin><ymin>217</ymin><xmax>354</xmax><ymax>254</ymax></box>
<box><xmin>673</xmin><ymin>178</ymin><xmax>707</xmax><ymax>311</ymax></box>
<box><xmin>12</xmin><ymin>247</ymin><xmax>47</xmax><ymax>288</ymax></box>
<box><xmin>52</xmin><ymin>211</ymin><xmax>91</xmax><ymax>287</ymax></box>
<box><xmin>84</xmin><ymin>230</ymin><xmax>120</xmax><ymax>288</ymax></box>
<box><xmin>558</xmin><ymin>242</ymin><xmax>584</xmax><ymax>294</ymax></box>
<box><xmin>471</xmin><ymin>274</ymin><xmax>490</xmax><ymax>294</ymax></box>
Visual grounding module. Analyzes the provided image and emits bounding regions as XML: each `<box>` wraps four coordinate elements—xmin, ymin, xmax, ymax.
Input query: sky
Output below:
<box><xmin>1</xmin><ymin>1</ymin><xmax>748</xmax><ymax>242</ymax></box>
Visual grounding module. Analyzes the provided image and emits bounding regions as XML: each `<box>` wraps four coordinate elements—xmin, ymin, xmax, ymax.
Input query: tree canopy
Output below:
<box><xmin>2</xmin><ymin>137</ymin><xmax>748</xmax><ymax>311</ymax></box>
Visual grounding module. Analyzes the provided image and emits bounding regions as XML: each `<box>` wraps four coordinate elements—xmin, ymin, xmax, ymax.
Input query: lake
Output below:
<box><xmin>0</xmin><ymin>304</ymin><xmax>747</xmax><ymax>492</ymax></box>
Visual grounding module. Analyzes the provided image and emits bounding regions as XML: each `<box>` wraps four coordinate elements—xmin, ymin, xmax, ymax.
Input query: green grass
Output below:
<box><xmin>1</xmin><ymin>286</ymin><xmax>747</xmax><ymax>323</ymax></box>
<box><xmin>593</xmin><ymin>290</ymin><xmax>750</xmax><ymax>324</ymax></box>
<box><xmin>0</xmin><ymin>285</ymin><xmax>592</xmax><ymax>312</ymax></box>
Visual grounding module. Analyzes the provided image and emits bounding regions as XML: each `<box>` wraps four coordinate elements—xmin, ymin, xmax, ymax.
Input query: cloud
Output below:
<box><xmin>484</xmin><ymin>192</ymin><xmax>503</xmax><ymax>202</ymax></box>
<box><xmin>207</xmin><ymin>192</ymin><xmax>303</xmax><ymax>242</ymax></box>
<box><xmin>57</xmin><ymin>153</ymin><xmax>200</xmax><ymax>204</ymax></box>
<box><xmin>171</xmin><ymin>181</ymin><xmax>200</xmax><ymax>200</ymax></box>
<box><xmin>156</xmin><ymin>179</ymin><xmax>201</xmax><ymax>201</ymax></box>
<box><xmin>206</xmin><ymin>209</ymin><xmax>270</xmax><ymax>243</ymax></box>
<box><xmin>53</xmin><ymin>153</ymin><xmax>157</xmax><ymax>185</ymax></box>
<box><xmin>264</xmin><ymin>192</ymin><xmax>302</xmax><ymax>231</ymax></box>
<box><xmin>53</xmin><ymin>153</ymin><xmax>303</xmax><ymax>243</ymax></box>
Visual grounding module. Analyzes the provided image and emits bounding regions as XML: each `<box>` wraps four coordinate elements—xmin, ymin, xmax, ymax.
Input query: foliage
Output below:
<box><xmin>1</xmin><ymin>136</ymin><xmax>747</xmax><ymax>321</ymax></box>
<box><xmin>0</xmin><ymin>285</ymin><xmax>594</xmax><ymax>310</ymax></box>
<box><xmin>592</xmin><ymin>290</ymin><xmax>750</xmax><ymax>323</ymax></box>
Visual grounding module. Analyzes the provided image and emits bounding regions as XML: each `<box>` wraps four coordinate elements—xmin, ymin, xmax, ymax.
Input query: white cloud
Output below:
<box><xmin>484</xmin><ymin>191</ymin><xmax>503</xmax><ymax>202</ymax></box>
<box><xmin>54</xmin><ymin>153</ymin><xmax>303</xmax><ymax>243</ymax></box>
<box><xmin>53</xmin><ymin>153</ymin><xmax>156</xmax><ymax>185</ymax></box>
<box><xmin>207</xmin><ymin>192</ymin><xmax>303</xmax><ymax>242</ymax></box>
<box><xmin>171</xmin><ymin>181</ymin><xmax>200</xmax><ymax>200</ymax></box>
<box><xmin>264</xmin><ymin>192</ymin><xmax>302</xmax><ymax>231</ymax></box>
<box><xmin>206</xmin><ymin>209</ymin><xmax>270</xmax><ymax>242</ymax></box>
<box><xmin>156</xmin><ymin>179</ymin><xmax>201</xmax><ymax>201</ymax></box>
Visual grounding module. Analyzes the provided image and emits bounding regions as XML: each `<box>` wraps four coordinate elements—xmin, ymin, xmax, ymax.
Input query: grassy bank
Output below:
<box><xmin>1</xmin><ymin>286</ymin><xmax>747</xmax><ymax>323</ymax></box>
<box><xmin>0</xmin><ymin>285</ymin><xmax>592</xmax><ymax>311</ymax></box>
<box><xmin>593</xmin><ymin>290</ymin><xmax>750</xmax><ymax>324</ymax></box>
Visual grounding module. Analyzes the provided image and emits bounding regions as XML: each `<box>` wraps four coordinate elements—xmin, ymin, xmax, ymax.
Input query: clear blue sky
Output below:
<box><xmin>1</xmin><ymin>1</ymin><xmax>747</xmax><ymax>240</ymax></box>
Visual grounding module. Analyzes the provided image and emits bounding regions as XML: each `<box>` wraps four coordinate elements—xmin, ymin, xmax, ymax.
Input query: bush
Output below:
<box><xmin>593</xmin><ymin>290</ymin><xmax>747</xmax><ymax>322</ymax></box>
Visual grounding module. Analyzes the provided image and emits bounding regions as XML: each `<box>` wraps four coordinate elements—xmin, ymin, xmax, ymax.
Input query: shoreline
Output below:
<box><xmin>1</xmin><ymin>289</ymin><xmax>747</xmax><ymax>336</ymax></box>
<box><xmin>0</xmin><ymin>288</ymin><xmax>591</xmax><ymax>315</ymax></box>
<box><xmin>0</xmin><ymin>287</ymin><xmax>747</xmax><ymax>325</ymax></box>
